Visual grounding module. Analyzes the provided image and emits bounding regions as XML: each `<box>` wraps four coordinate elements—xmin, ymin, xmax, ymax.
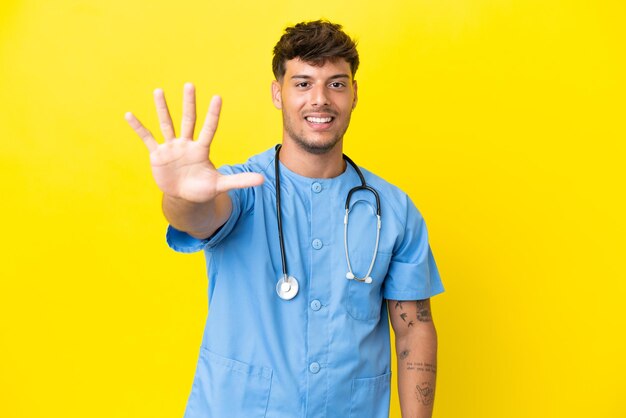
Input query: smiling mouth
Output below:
<box><xmin>305</xmin><ymin>116</ymin><xmax>334</xmax><ymax>124</ymax></box>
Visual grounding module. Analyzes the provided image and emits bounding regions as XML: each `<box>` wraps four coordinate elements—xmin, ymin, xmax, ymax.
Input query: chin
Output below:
<box><xmin>294</xmin><ymin>136</ymin><xmax>342</xmax><ymax>155</ymax></box>
<box><xmin>285</xmin><ymin>126</ymin><xmax>346</xmax><ymax>155</ymax></box>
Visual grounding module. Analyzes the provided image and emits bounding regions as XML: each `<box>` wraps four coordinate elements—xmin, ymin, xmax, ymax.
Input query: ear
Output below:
<box><xmin>352</xmin><ymin>80</ymin><xmax>358</xmax><ymax>109</ymax></box>
<box><xmin>271</xmin><ymin>80</ymin><xmax>282</xmax><ymax>109</ymax></box>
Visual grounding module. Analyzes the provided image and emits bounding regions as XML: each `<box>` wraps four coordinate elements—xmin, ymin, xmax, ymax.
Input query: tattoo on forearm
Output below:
<box><xmin>395</xmin><ymin>301</ymin><xmax>404</xmax><ymax>310</ymax></box>
<box><xmin>399</xmin><ymin>349</ymin><xmax>410</xmax><ymax>360</ymax></box>
<box><xmin>416</xmin><ymin>300</ymin><xmax>432</xmax><ymax>322</ymax></box>
<box><xmin>406</xmin><ymin>362</ymin><xmax>437</xmax><ymax>375</ymax></box>
<box><xmin>415</xmin><ymin>382</ymin><xmax>435</xmax><ymax>406</ymax></box>
<box><xmin>400</xmin><ymin>313</ymin><xmax>408</xmax><ymax>322</ymax></box>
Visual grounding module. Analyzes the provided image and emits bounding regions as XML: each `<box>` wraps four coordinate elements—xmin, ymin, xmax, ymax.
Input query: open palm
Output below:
<box><xmin>125</xmin><ymin>83</ymin><xmax>263</xmax><ymax>203</ymax></box>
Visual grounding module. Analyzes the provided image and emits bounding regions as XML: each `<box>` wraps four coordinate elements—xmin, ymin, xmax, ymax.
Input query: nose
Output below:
<box><xmin>310</xmin><ymin>84</ymin><xmax>330</xmax><ymax>107</ymax></box>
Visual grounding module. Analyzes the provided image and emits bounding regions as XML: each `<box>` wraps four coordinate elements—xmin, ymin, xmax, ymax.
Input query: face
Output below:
<box><xmin>272</xmin><ymin>58</ymin><xmax>358</xmax><ymax>155</ymax></box>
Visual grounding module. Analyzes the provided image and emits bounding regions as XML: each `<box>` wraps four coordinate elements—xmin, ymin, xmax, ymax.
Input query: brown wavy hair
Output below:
<box><xmin>272</xmin><ymin>20</ymin><xmax>359</xmax><ymax>81</ymax></box>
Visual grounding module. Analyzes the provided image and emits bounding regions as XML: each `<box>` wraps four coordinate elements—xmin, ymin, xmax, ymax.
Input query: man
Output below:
<box><xmin>126</xmin><ymin>20</ymin><xmax>443</xmax><ymax>418</ymax></box>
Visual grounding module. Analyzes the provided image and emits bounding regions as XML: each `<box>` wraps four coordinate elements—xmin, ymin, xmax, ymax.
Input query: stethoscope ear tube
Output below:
<box><xmin>342</xmin><ymin>157</ymin><xmax>382</xmax><ymax>283</ymax></box>
<box><xmin>344</xmin><ymin>209</ymin><xmax>381</xmax><ymax>284</ymax></box>
<box><xmin>345</xmin><ymin>185</ymin><xmax>381</xmax><ymax>215</ymax></box>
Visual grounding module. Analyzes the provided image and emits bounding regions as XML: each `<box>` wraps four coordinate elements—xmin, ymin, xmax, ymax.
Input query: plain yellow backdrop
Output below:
<box><xmin>1</xmin><ymin>0</ymin><xmax>624</xmax><ymax>417</ymax></box>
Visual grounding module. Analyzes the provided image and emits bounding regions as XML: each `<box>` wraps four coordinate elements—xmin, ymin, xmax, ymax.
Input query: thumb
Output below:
<box><xmin>216</xmin><ymin>172</ymin><xmax>265</xmax><ymax>194</ymax></box>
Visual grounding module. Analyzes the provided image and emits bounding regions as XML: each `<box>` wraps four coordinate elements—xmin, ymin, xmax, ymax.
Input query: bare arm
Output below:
<box><xmin>126</xmin><ymin>84</ymin><xmax>264</xmax><ymax>238</ymax></box>
<box><xmin>388</xmin><ymin>299</ymin><xmax>438</xmax><ymax>418</ymax></box>
<box><xmin>161</xmin><ymin>193</ymin><xmax>231</xmax><ymax>239</ymax></box>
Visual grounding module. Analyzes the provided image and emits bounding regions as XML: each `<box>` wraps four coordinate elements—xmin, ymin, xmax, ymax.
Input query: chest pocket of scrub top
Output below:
<box><xmin>344</xmin><ymin>199</ymin><xmax>392</xmax><ymax>321</ymax></box>
<box><xmin>185</xmin><ymin>348</ymin><xmax>272</xmax><ymax>418</ymax></box>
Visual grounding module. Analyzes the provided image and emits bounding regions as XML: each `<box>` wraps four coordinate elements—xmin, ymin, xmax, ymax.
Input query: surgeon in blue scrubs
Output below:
<box><xmin>126</xmin><ymin>20</ymin><xmax>444</xmax><ymax>418</ymax></box>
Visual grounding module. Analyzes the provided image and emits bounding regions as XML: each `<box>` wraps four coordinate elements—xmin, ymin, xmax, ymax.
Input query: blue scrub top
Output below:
<box><xmin>167</xmin><ymin>148</ymin><xmax>444</xmax><ymax>418</ymax></box>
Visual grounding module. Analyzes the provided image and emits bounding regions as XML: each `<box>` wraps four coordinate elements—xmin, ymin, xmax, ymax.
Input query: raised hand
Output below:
<box><xmin>125</xmin><ymin>83</ymin><xmax>264</xmax><ymax>203</ymax></box>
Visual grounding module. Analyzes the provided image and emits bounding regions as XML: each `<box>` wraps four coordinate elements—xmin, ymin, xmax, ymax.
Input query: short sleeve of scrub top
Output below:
<box><xmin>165</xmin><ymin>164</ymin><xmax>253</xmax><ymax>253</ymax></box>
<box><xmin>382</xmin><ymin>194</ymin><xmax>444</xmax><ymax>301</ymax></box>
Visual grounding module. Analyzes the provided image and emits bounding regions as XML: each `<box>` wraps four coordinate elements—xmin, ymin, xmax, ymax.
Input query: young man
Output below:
<box><xmin>126</xmin><ymin>20</ymin><xmax>443</xmax><ymax>418</ymax></box>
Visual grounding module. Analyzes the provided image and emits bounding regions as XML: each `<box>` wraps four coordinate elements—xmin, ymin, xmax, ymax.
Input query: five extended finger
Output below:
<box><xmin>180</xmin><ymin>82</ymin><xmax>197</xmax><ymax>139</ymax></box>
<box><xmin>216</xmin><ymin>172</ymin><xmax>265</xmax><ymax>194</ymax></box>
<box><xmin>198</xmin><ymin>95</ymin><xmax>222</xmax><ymax>147</ymax></box>
<box><xmin>125</xmin><ymin>112</ymin><xmax>158</xmax><ymax>152</ymax></box>
<box><xmin>153</xmin><ymin>88</ymin><xmax>176</xmax><ymax>141</ymax></box>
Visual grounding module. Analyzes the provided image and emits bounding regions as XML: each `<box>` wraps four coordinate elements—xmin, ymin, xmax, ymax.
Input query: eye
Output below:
<box><xmin>296</xmin><ymin>81</ymin><xmax>310</xmax><ymax>88</ymax></box>
<box><xmin>329</xmin><ymin>82</ymin><xmax>346</xmax><ymax>88</ymax></box>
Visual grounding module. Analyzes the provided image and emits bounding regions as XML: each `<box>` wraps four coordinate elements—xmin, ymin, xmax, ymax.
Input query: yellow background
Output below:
<box><xmin>1</xmin><ymin>0</ymin><xmax>624</xmax><ymax>417</ymax></box>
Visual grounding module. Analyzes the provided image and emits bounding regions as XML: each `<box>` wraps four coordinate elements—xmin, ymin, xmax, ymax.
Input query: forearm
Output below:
<box><xmin>395</xmin><ymin>322</ymin><xmax>438</xmax><ymax>418</ymax></box>
<box><xmin>162</xmin><ymin>192</ymin><xmax>232</xmax><ymax>239</ymax></box>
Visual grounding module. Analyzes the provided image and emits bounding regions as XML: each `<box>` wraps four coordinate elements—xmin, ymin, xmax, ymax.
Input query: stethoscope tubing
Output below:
<box><xmin>274</xmin><ymin>145</ymin><xmax>289</xmax><ymax>283</ymax></box>
<box><xmin>274</xmin><ymin>144</ymin><xmax>381</xmax><ymax>299</ymax></box>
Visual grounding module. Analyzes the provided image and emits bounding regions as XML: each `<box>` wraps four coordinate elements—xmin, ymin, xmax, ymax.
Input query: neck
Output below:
<box><xmin>278</xmin><ymin>140</ymin><xmax>346</xmax><ymax>178</ymax></box>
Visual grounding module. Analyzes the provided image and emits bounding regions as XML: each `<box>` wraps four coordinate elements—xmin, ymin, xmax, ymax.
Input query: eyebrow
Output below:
<box><xmin>290</xmin><ymin>74</ymin><xmax>351</xmax><ymax>80</ymax></box>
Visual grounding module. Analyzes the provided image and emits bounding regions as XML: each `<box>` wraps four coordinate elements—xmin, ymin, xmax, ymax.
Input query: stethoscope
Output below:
<box><xmin>274</xmin><ymin>144</ymin><xmax>382</xmax><ymax>300</ymax></box>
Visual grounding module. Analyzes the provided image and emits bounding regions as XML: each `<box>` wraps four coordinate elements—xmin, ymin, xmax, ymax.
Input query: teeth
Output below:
<box><xmin>306</xmin><ymin>116</ymin><xmax>332</xmax><ymax>123</ymax></box>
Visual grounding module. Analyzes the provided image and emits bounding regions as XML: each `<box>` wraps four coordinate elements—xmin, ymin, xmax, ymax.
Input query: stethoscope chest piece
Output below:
<box><xmin>276</xmin><ymin>275</ymin><xmax>299</xmax><ymax>300</ymax></box>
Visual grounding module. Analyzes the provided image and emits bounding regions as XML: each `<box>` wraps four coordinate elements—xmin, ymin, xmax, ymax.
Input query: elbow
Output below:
<box><xmin>395</xmin><ymin>320</ymin><xmax>438</xmax><ymax>348</ymax></box>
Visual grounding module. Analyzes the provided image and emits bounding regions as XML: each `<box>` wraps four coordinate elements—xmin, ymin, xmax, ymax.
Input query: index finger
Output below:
<box><xmin>197</xmin><ymin>95</ymin><xmax>222</xmax><ymax>147</ymax></box>
<box><xmin>125</xmin><ymin>112</ymin><xmax>158</xmax><ymax>152</ymax></box>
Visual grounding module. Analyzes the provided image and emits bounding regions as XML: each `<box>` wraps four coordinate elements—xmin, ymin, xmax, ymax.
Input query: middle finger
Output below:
<box><xmin>180</xmin><ymin>82</ymin><xmax>197</xmax><ymax>139</ymax></box>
